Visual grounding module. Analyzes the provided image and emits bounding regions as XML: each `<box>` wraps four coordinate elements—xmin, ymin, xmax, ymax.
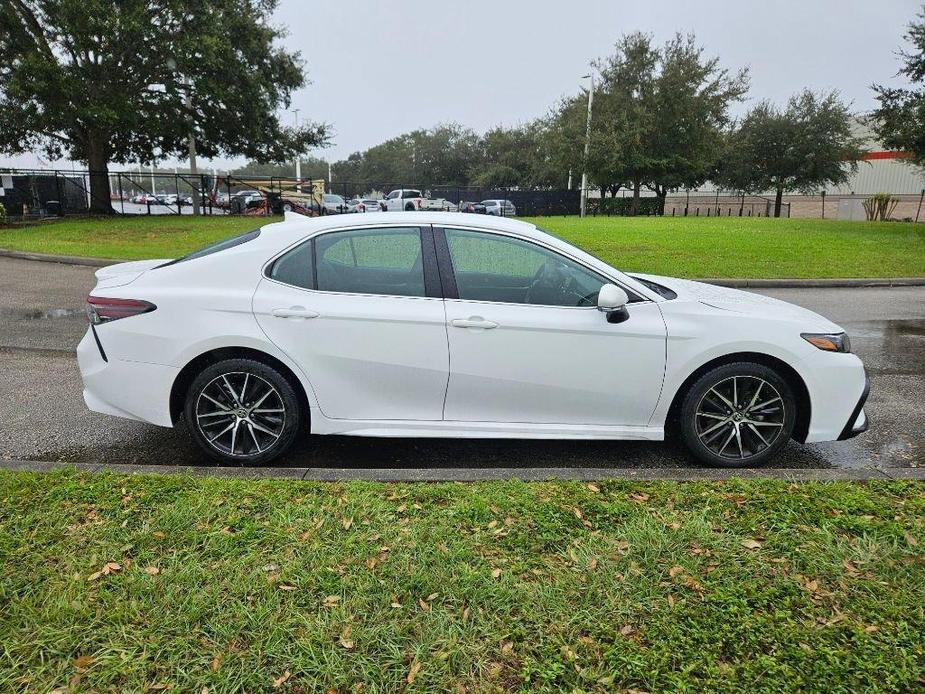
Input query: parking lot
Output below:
<box><xmin>1</xmin><ymin>255</ymin><xmax>922</xmax><ymax>472</ymax></box>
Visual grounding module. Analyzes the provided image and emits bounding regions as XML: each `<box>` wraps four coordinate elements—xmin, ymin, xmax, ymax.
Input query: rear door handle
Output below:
<box><xmin>451</xmin><ymin>317</ymin><xmax>498</xmax><ymax>329</ymax></box>
<box><xmin>271</xmin><ymin>307</ymin><xmax>319</xmax><ymax>319</ymax></box>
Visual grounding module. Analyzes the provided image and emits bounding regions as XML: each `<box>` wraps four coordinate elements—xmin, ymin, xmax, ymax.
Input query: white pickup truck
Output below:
<box><xmin>381</xmin><ymin>189</ymin><xmax>453</xmax><ymax>212</ymax></box>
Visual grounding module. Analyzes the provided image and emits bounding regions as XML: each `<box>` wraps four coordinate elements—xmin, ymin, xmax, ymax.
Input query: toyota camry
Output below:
<box><xmin>78</xmin><ymin>212</ymin><xmax>869</xmax><ymax>467</ymax></box>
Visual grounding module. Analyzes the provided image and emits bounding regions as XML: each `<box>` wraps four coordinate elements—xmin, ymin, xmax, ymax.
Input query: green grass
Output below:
<box><xmin>1</xmin><ymin>214</ymin><xmax>925</xmax><ymax>278</ymax></box>
<box><xmin>1</xmin><ymin>470</ymin><xmax>922</xmax><ymax>692</ymax></box>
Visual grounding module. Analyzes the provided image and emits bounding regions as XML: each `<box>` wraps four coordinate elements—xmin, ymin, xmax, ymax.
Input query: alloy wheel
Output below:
<box><xmin>195</xmin><ymin>371</ymin><xmax>286</xmax><ymax>457</ymax></box>
<box><xmin>694</xmin><ymin>375</ymin><xmax>786</xmax><ymax>460</ymax></box>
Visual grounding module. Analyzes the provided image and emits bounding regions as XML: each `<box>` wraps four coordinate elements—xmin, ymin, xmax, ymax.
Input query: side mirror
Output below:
<box><xmin>597</xmin><ymin>284</ymin><xmax>630</xmax><ymax>324</ymax></box>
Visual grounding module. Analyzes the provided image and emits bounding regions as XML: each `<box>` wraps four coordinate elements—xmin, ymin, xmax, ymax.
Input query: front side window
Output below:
<box><xmin>445</xmin><ymin>228</ymin><xmax>608</xmax><ymax>307</ymax></box>
<box><xmin>315</xmin><ymin>227</ymin><xmax>425</xmax><ymax>297</ymax></box>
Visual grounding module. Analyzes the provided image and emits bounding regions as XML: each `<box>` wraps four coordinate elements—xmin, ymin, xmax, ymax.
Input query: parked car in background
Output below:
<box><xmin>229</xmin><ymin>190</ymin><xmax>264</xmax><ymax>214</ymax></box>
<box><xmin>382</xmin><ymin>189</ymin><xmax>426</xmax><ymax>211</ymax></box>
<box><xmin>459</xmin><ymin>201</ymin><xmax>486</xmax><ymax>214</ymax></box>
<box><xmin>79</xmin><ymin>212</ymin><xmax>869</xmax><ymax>467</ymax></box>
<box><xmin>482</xmin><ymin>199</ymin><xmax>517</xmax><ymax>216</ymax></box>
<box><xmin>348</xmin><ymin>198</ymin><xmax>382</xmax><ymax>213</ymax></box>
<box><xmin>322</xmin><ymin>194</ymin><xmax>349</xmax><ymax>214</ymax></box>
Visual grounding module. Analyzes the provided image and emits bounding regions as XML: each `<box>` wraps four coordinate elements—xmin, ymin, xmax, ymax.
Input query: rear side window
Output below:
<box><xmin>315</xmin><ymin>227</ymin><xmax>425</xmax><ymax>297</ymax></box>
<box><xmin>158</xmin><ymin>228</ymin><xmax>261</xmax><ymax>267</ymax></box>
<box><xmin>268</xmin><ymin>240</ymin><xmax>314</xmax><ymax>289</ymax></box>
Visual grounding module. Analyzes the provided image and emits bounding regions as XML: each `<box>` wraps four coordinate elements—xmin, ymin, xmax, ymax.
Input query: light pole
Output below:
<box><xmin>147</xmin><ymin>76</ymin><xmax>199</xmax><ymax>214</ymax></box>
<box><xmin>292</xmin><ymin>108</ymin><xmax>302</xmax><ymax>192</ymax></box>
<box><xmin>580</xmin><ymin>73</ymin><xmax>595</xmax><ymax>218</ymax></box>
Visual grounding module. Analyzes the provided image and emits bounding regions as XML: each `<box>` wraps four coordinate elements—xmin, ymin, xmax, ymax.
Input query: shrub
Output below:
<box><xmin>0</xmin><ymin>202</ymin><xmax>6</xmax><ymax>224</ymax></box>
<box><xmin>862</xmin><ymin>193</ymin><xmax>899</xmax><ymax>221</ymax></box>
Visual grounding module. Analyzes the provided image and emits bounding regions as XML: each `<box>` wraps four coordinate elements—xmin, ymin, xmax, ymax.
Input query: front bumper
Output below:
<box><xmin>837</xmin><ymin>374</ymin><xmax>870</xmax><ymax>440</ymax></box>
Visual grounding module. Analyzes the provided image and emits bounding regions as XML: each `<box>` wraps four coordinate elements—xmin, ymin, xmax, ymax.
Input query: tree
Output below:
<box><xmin>548</xmin><ymin>32</ymin><xmax>748</xmax><ymax>214</ymax></box>
<box><xmin>716</xmin><ymin>90</ymin><xmax>864</xmax><ymax>217</ymax></box>
<box><xmin>870</xmin><ymin>6</ymin><xmax>925</xmax><ymax>165</ymax></box>
<box><xmin>0</xmin><ymin>0</ymin><xmax>327</xmax><ymax>213</ymax></box>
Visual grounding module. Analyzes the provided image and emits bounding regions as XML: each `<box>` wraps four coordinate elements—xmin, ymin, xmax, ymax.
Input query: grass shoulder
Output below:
<box><xmin>0</xmin><ymin>469</ymin><xmax>922</xmax><ymax>692</ymax></box>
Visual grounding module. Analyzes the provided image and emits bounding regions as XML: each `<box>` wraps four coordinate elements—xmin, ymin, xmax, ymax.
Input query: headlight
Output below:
<box><xmin>801</xmin><ymin>332</ymin><xmax>851</xmax><ymax>353</ymax></box>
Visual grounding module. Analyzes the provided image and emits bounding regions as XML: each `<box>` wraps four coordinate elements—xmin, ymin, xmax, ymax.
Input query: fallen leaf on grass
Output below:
<box><xmin>667</xmin><ymin>594</ymin><xmax>675</xmax><ymax>608</ymax></box>
<box><xmin>211</xmin><ymin>654</ymin><xmax>223</xmax><ymax>672</ymax></box>
<box><xmin>588</xmin><ymin>558</ymin><xmax>598</xmax><ymax>571</ymax></box>
<box><xmin>342</xmin><ymin>517</ymin><xmax>353</xmax><ymax>530</ymax></box>
<box><xmin>339</xmin><ymin>626</ymin><xmax>355</xmax><ymax>649</ymax></box>
<box><xmin>407</xmin><ymin>662</ymin><xmax>422</xmax><ymax>684</ymax></box>
<box><xmin>740</xmin><ymin>539</ymin><xmax>762</xmax><ymax>550</ymax></box>
<box><xmin>321</xmin><ymin>595</ymin><xmax>341</xmax><ymax>608</ymax></box>
<box><xmin>144</xmin><ymin>566</ymin><xmax>160</xmax><ymax>576</ymax></box>
<box><xmin>87</xmin><ymin>562</ymin><xmax>122</xmax><ymax>581</ymax></box>
<box><xmin>491</xmin><ymin>568</ymin><xmax>502</xmax><ymax>579</ymax></box>
<box><xmin>487</xmin><ymin>520</ymin><xmax>498</xmax><ymax>529</ymax></box>
<box><xmin>587</xmin><ymin>483</ymin><xmax>601</xmax><ymax>493</ymax></box>
<box><xmin>668</xmin><ymin>565</ymin><xmax>685</xmax><ymax>578</ymax></box>
<box><xmin>278</xmin><ymin>584</ymin><xmax>298</xmax><ymax>591</ymax></box>
<box><xmin>73</xmin><ymin>655</ymin><xmax>94</xmax><ymax>669</ymax></box>
<box><xmin>629</xmin><ymin>493</ymin><xmax>649</xmax><ymax>503</ymax></box>
<box><xmin>904</xmin><ymin>531</ymin><xmax>919</xmax><ymax>547</ymax></box>
<box><xmin>864</xmin><ymin>625</ymin><xmax>879</xmax><ymax>633</ymax></box>
<box><xmin>146</xmin><ymin>684</ymin><xmax>172</xmax><ymax>692</ymax></box>
<box><xmin>620</xmin><ymin>624</ymin><xmax>634</xmax><ymax>636</ymax></box>
<box><xmin>419</xmin><ymin>598</ymin><xmax>431</xmax><ymax>611</ymax></box>
<box><xmin>271</xmin><ymin>671</ymin><xmax>291</xmax><ymax>688</ymax></box>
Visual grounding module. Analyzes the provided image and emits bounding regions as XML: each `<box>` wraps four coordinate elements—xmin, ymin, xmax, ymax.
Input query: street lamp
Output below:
<box><xmin>150</xmin><ymin>59</ymin><xmax>200</xmax><ymax>215</ymax></box>
<box><xmin>580</xmin><ymin>73</ymin><xmax>595</xmax><ymax>218</ymax></box>
<box><xmin>292</xmin><ymin>108</ymin><xmax>302</xmax><ymax>191</ymax></box>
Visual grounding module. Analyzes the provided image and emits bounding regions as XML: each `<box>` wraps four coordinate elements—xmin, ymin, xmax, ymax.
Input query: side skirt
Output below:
<box><xmin>309</xmin><ymin>409</ymin><xmax>664</xmax><ymax>441</ymax></box>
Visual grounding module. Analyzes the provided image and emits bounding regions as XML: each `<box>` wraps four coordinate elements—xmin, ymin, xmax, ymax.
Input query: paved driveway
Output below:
<box><xmin>1</xmin><ymin>256</ymin><xmax>922</xmax><ymax>470</ymax></box>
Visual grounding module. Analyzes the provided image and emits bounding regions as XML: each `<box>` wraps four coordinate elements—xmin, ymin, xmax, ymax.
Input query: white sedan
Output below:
<box><xmin>78</xmin><ymin>212</ymin><xmax>869</xmax><ymax>467</ymax></box>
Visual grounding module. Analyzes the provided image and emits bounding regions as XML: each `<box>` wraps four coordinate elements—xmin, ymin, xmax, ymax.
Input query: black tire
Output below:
<box><xmin>404</xmin><ymin>203</ymin><xmax>415</xmax><ymax>211</ymax></box>
<box><xmin>184</xmin><ymin>358</ymin><xmax>302</xmax><ymax>465</ymax></box>
<box><xmin>679</xmin><ymin>362</ymin><xmax>796</xmax><ymax>467</ymax></box>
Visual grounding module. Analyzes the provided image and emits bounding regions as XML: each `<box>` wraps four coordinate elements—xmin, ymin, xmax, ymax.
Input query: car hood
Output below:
<box><xmin>94</xmin><ymin>259</ymin><xmax>171</xmax><ymax>289</ymax></box>
<box><xmin>631</xmin><ymin>273</ymin><xmax>842</xmax><ymax>331</ymax></box>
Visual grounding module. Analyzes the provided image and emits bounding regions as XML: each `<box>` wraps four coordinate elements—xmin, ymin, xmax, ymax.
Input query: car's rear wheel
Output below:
<box><xmin>184</xmin><ymin>358</ymin><xmax>302</xmax><ymax>465</ymax></box>
<box><xmin>679</xmin><ymin>362</ymin><xmax>795</xmax><ymax>467</ymax></box>
<box><xmin>405</xmin><ymin>203</ymin><xmax>415</xmax><ymax>211</ymax></box>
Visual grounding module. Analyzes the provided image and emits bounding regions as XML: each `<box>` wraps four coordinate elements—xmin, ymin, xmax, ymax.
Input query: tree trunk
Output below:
<box><xmin>630</xmin><ymin>177</ymin><xmax>641</xmax><ymax>216</ymax></box>
<box><xmin>87</xmin><ymin>133</ymin><xmax>114</xmax><ymax>215</ymax></box>
<box><xmin>774</xmin><ymin>186</ymin><xmax>783</xmax><ymax>218</ymax></box>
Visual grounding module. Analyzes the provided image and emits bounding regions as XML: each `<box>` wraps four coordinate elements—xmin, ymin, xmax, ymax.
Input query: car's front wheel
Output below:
<box><xmin>184</xmin><ymin>358</ymin><xmax>302</xmax><ymax>465</ymax></box>
<box><xmin>679</xmin><ymin>362</ymin><xmax>796</xmax><ymax>467</ymax></box>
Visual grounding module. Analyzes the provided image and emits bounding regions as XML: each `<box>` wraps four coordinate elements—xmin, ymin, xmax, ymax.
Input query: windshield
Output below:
<box><xmin>157</xmin><ymin>228</ymin><xmax>262</xmax><ymax>268</ymax></box>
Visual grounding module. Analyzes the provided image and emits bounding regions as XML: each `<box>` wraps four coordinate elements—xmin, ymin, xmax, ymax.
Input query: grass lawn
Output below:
<box><xmin>1</xmin><ymin>214</ymin><xmax>925</xmax><ymax>278</ymax></box>
<box><xmin>0</xmin><ymin>470</ymin><xmax>922</xmax><ymax>692</ymax></box>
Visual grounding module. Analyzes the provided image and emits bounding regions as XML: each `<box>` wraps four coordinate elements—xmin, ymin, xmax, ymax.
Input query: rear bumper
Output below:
<box><xmin>77</xmin><ymin>328</ymin><xmax>178</xmax><ymax>427</ymax></box>
<box><xmin>837</xmin><ymin>374</ymin><xmax>870</xmax><ymax>440</ymax></box>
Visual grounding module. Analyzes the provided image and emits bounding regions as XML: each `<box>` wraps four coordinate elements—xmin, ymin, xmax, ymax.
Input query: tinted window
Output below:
<box><xmin>158</xmin><ymin>228</ymin><xmax>261</xmax><ymax>267</ymax></box>
<box><xmin>403</xmin><ymin>190</ymin><xmax>422</xmax><ymax>198</ymax></box>
<box><xmin>445</xmin><ymin>229</ymin><xmax>608</xmax><ymax>307</ymax></box>
<box><xmin>387</xmin><ymin>191</ymin><xmax>399</xmax><ymax>199</ymax></box>
<box><xmin>315</xmin><ymin>227</ymin><xmax>425</xmax><ymax>297</ymax></box>
<box><xmin>268</xmin><ymin>240</ymin><xmax>314</xmax><ymax>289</ymax></box>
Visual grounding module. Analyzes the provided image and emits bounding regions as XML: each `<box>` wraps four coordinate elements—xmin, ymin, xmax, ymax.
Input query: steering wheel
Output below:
<box><xmin>525</xmin><ymin>260</ymin><xmax>600</xmax><ymax>307</ymax></box>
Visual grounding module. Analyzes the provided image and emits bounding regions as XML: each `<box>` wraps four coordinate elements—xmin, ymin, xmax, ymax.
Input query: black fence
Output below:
<box><xmin>0</xmin><ymin>168</ymin><xmax>787</xmax><ymax>220</ymax></box>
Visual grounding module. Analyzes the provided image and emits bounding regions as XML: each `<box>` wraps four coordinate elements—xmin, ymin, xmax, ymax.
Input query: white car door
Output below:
<box><xmin>253</xmin><ymin>225</ymin><xmax>449</xmax><ymax>421</ymax></box>
<box><xmin>438</xmin><ymin>227</ymin><xmax>667</xmax><ymax>426</ymax></box>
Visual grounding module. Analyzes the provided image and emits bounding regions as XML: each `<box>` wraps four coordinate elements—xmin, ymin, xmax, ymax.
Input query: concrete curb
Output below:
<box><xmin>2</xmin><ymin>459</ymin><xmax>922</xmax><ymax>482</ymax></box>
<box><xmin>0</xmin><ymin>249</ymin><xmax>117</xmax><ymax>267</ymax></box>
<box><xmin>2</xmin><ymin>248</ymin><xmax>924</xmax><ymax>288</ymax></box>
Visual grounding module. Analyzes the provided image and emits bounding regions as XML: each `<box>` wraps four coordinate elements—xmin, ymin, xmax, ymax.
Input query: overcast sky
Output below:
<box><xmin>4</xmin><ymin>0</ymin><xmax>921</xmax><ymax>169</ymax></box>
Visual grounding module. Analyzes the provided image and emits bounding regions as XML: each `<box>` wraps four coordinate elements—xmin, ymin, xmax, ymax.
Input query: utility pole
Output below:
<box><xmin>150</xmin><ymin>163</ymin><xmax>156</xmax><ymax>194</ymax></box>
<box><xmin>580</xmin><ymin>73</ymin><xmax>595</xmax><ymax>218</ymax></box>
<box><xmin>184</xmin><ymin>86</ymin><xmax>200</xmax><ymax>215</ymax></box>
<box><xmin>292</xmin><ymin>108</ymin><xmax>302</xmax><ymax>192</ymax></box>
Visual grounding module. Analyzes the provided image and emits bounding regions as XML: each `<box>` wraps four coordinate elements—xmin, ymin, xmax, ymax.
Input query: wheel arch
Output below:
<box><xmin>169</xmin><ymin>346</ymin><xmax>311</xmax><ymax>427</ymax></box>
<box><xmin>664</xmin><ymin>351</ymin><xmax>811</xmax><ymax>444</ymax></box>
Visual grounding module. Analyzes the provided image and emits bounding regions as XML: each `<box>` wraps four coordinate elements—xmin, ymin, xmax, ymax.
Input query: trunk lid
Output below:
<box><xmin>93</xmin><ymin>259</ymin><xmax>170</xmax><ymax>289</ymax></box>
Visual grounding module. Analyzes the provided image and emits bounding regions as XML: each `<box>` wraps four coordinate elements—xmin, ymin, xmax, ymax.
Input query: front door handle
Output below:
<box><xmin>451</xmin><ymin>317</ymin><xmax>498</xmax><ymax>329</ymax></box>
<box><xmin>271</xmin><ymin>306</ymin><xmax>319</xmax><ymax>319</ymax></box>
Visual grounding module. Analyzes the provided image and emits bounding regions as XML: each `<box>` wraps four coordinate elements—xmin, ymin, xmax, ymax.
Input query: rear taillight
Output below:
<box><xmin>87</xmin><ymin>296</ymin><xmax>156</xmax><ymax>325</ymax></box>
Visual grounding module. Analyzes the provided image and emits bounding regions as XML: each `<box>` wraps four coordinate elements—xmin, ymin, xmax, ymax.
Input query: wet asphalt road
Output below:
<box><xmin>0</xmin><ymin>256</ymin><xmax>922</xmax><ymax>471</ymax></box>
